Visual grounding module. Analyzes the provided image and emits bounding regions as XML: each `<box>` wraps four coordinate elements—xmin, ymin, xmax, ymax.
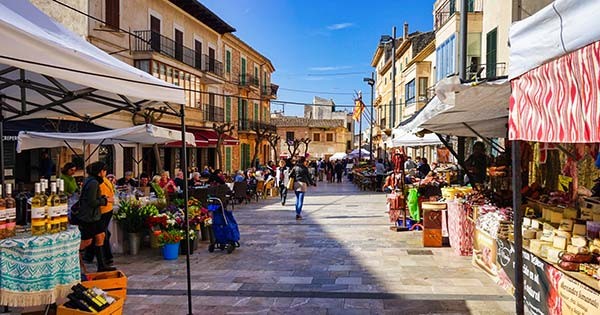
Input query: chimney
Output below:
<box><xmin>403</xmin><ymin>22</ymin><xmax>409</xmax><ymax>40</ymax></box>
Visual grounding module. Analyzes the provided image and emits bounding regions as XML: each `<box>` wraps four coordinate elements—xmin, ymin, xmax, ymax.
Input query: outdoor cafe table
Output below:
<box><xmin>0</xmin><ymin>227</ymin><xmax>80</xmax><ymax>307</ymax></box>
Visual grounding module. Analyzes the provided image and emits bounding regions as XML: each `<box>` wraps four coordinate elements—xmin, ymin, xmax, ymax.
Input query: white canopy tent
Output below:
<box><xmin>329</xmin><ymin>152</ymin><xmax>347</xmax><ymax>161</ymax></box>
<box><xmin>387</xmin><ymin>131</ymin><xmax>442</xmax><ymax>148</ymax></box>
<box><xmin>394</xmin><ymin>76</ymin><xmax>509</xmax><ymax>138</ymax></box>
<box><xmin>16</xmin><ymin>124</ymin><xmax>196</xmax><ymax>153</ymax></box>
<box><xmin>348</xmin><ymin>148</ymin><xmax>371</xmax><ymax>159</ymax></box>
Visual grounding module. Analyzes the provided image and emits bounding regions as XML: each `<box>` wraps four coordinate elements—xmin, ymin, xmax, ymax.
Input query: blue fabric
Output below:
<box><xmin>0</xmin><ymin>227</ymin><xmax>81</xmax><ymax>306</ymax></box>
<box><xmin>295</xmin><ymin>191</ymin><xmax>305</xmax><ymax>215</ymax></box>
<box><xmin>210</xmin><ymin>203</ymin><xmax>240</xmax><ymax>244</ymax></box>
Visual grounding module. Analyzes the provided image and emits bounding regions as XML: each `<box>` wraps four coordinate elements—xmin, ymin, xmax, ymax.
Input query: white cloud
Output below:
<box><xmin>309</xmin><ymin>65</ymin><xmax>353</xmax><ymax>71</ymax></box>
<box><xmin>327</xmin><ymin>22</ymin><xmax>354</xmax><ymax>30</ymax></box>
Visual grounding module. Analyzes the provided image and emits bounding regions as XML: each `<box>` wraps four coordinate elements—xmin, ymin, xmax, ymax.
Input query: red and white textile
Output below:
<box><xmin>509</xmin><ymin>41</ymin><xmax>600</xmax><ymax>143</ymax></box>
<box><xmin>446</xmin><ymin>201</ymin><xmax>474</xmax><ymax>256</ymax></box>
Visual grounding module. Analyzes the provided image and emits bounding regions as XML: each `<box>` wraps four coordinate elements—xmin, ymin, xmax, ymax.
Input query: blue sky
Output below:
<box><xmin>201</xmin><ymin>0</ymin><xmax>434</xmax><ymax>117</ymax></box>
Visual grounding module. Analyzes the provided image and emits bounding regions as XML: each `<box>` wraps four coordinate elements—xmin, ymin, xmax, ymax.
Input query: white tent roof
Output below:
<box><xmin>0</xmin><ymin>1</ymin><xmax>185</xmax><ymax>121</ymax></box>
<box><xmin>395</xmin><ymin>76</ymin><xmax>509</xmax><ymax>138</ymax></box>
<box><xmin>329</xmin><ymin>152</ymin><xmax>347</xmax><ymax>161</ymax></box>
<box><xmin>17</xmin><ymin>124</ymin><xmax>196</xmax><ymax>153</ymax></box>
<box><xmin>348</xmin><ymin>148</ymin><xmax>371</xmax><ymax>159</ymax></box>
<box><xmin>509</xmin><ymin>0</ymin><xmax>600</xmax><ymax>79</ymax></box>
<box><xmin>388</xmin><ymin>132</ymin><xmax>442</xmax><ymax>148</ymax></box>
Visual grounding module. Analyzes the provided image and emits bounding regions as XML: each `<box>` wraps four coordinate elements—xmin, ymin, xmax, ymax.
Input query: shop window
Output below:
<box><xmin>313</xmin><ymin>133</ymin><xmax>320</xmax><ymax>142</ymax></box>
<box><xmin>286</xmin><ymin>132</ymin><xmax>294</xmax><ymax>142</ymax></box>
<box><xmin>326</xmin><ymin>133</ymin><xmax>334</xmax><ymax>142</ymax></box>
<box><xmin>105</xmin><ymin>0</ymin><xmax>120</xmax><ymax>29</ymax></box>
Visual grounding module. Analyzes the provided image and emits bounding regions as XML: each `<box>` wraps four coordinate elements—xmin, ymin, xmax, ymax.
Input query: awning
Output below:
<box><xmin>165</xmin><ymin>129</ymin><xmax>238</xmax><ymax>147</ymax></box>
<box><xmin>509</xmin><ymin>2</ymin><xmax>600</xmax><ymax>143</ymax></box>
<box><xmin>17</xmin><ymin>124</ymin><xmax>196</xmax><ymax>152</ymax></box>
<box><xmin>0</xmin><ymin>1</ymin><xmax>185</xmax><ymax>122</ymax></box>
<box><xmin>509</xmin><ymin>0</ymin><xmax>600</xmax><ymax>79</ymax></box>
<box><xmin>395</xmin><ymin>76</ymin><xmax>509</xmax><ymax>138</ymax></box>
<box><xmin>387</xmin><ymin>132</ymin><xmax>442</xmax><ymax>148</ymax></box>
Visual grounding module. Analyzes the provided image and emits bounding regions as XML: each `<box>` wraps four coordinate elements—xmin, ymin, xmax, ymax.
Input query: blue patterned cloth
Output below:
<box><xmin>0</xmin><ymin>227</ymin><xmax>81</xmax><ymax>307</ymax></box>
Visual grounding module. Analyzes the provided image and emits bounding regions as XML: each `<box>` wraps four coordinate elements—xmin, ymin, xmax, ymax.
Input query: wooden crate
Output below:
<box><xmin>82</xmin><ymin>271</ymin><xmax>127</xmax><ymax>300</ymax></box>
<box><xmin>57</xmin><ymin>294</ymin><xmax>124</xmax><ymax>315</ymax></box>
<box><xmin>423</xmin><ymin>229</ymin><xmax>443</xmax><ymax>247</ymax></box>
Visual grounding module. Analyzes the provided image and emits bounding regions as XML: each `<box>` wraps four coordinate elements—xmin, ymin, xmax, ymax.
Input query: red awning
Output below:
<box><xmin>165</xmin><ymin>129</ymin><xmax>239</xmax><ymax>147</ymax></box>
<box><xmin>509</xmin><ymin>41</ymin><xmax>600</xmax><ymax>143</ymax></box>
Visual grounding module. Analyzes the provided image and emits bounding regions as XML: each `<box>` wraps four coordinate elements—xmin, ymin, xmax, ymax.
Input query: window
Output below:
<box><xmin>405</xmin><ymin>79</ymin><xmax>415</xmax><ymax>105</ymax></box>
<box><xmin>436</xmin><ymin>34</ymin><xmax>456</xmax><ymax>81</ymax></box>
<box><xmin>174</xmin><ymin>29</ymin><xmax>183</xmax><ymax>61</ymax></box>
<box><xmin>254</xmin><ymin>66</ymin><xmax>259</xmax><ymax>85</ymax></box>
<box><xmin>105</xmin><ymin>0</ymin><xmax>120</xmax><ymax>29</ymax></box>
<box><xmin>225</xmin><ymin>147</ymin><xmax>232</xmax><ymax>174</ymax></box>
<box><xmin>347</xmin><ymin>122</ymin><xmax>352</xmax><ymax>132</ymax></box>
<box><xmin>194</xmin><ymin>40</ymin><xmax>202</xmax><ymax>70</ymax></box>
<box><xmin>226</xmin><ymin>50</ymin><xmax>231</xmax><ymax>74</ymax></box>
<box><xmin>486</xmin><ymin>28</ymin><xmax>498</xmax><ymax>78</ymax></box>
<box><xmin>253</xmin><ymin>102</ymin><xmax>259</xmax><ymax>121</ymax></box>
<box><xmin>326</xmin><ymin>133</ymin><xmax>334</xmax><ymax>142</ymax></box>
<box><xmin>418</xmin><ymin>77</ymin><xmax>428</xmax><ymax>98</ymax></box>
<box><xmin>346</xmin><ymin>141</ymin><xmax>351</xmax><ymax>151</ymax></box>
<box><xmin>389</xmin><ymin>100</ymin><xmax>395</xmax><ymax>128</ymax></box>
<box><xmin>150</xmin><ymin>15</ymin><xmax>161</xmax><ymax>51</ymax></box>
<box><xmin>208</xmin><ymin>47</ymin><xmax>216</xmax><ymax>72</ymax></box>
<box><xmin>240</xmin><ymin>58</ymin><xmax>247</xmax><ymax>84</ymax></box>
<box><xmin>313</xmin><ymin>133</ymin><xmax>320</xmax><ymax>142</ymax></box>
<box><xmin>286</xmin><ymin>132</ymin><xmax>295</xmax><ymax>142</ymax></box>
<box><xmin>225</xmin><ymin>97</ymin><xmax>231</xmax><ymax>122</ymax></box>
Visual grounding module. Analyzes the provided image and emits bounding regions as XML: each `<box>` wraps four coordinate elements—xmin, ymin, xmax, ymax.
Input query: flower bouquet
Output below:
<box><xmin>158</xmin><ymin>228</ymin><xmax>184</xmax><ymax>260</ymax></box>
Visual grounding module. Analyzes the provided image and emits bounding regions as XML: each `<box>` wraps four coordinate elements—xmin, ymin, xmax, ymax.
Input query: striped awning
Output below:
<box><xmin>509</xmin><ymin>41</ymin><xmax>600</xmax><ymax>143</ymax></box>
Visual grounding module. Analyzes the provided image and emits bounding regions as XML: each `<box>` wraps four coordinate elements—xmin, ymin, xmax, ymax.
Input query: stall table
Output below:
<box><xmin>0</xmin><ymin>227</ymin><xmax>81</xmax><ymax>307</ymax></box>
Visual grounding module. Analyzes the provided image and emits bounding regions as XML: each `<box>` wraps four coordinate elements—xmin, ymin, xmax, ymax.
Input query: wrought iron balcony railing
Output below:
<box><xmin>434</xmin><ymin>0</ymin><xmax>483</xmax><ymax>30</ymax></box>
<box><xmin>133</xmin><ymin>30</ymin><xmax>223</xmax><ymax>77</ymax></box>
<box><xmin>261</xmin><ymin>84</ymin><xmax>279</xmax><ymax>98</ymax></box>
<box><xmin>201</xmin><ymin>104</ymin><xmax>225</xmax><ymax>123</ymax></box>
<box><xmin>238</xmin><ymin>74</ymin><xmax>259</xmax><ymax>88</ymax></box>
<box><xmin>237</xmin><ymin>120</ymin><xmax>276</xmax><ymax>132</ymax></box>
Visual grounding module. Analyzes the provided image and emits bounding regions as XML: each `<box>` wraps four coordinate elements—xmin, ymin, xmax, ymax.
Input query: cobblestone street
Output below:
<box><xmin>117</xmin><ymin>180</ymin><xmax>514</xmax><ymax>314</ymax></box>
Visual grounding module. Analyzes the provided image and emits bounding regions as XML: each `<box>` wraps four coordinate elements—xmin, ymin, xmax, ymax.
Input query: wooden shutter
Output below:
<box><xmin>105</xmin><ymin>0</ymin><xmax>120</xmax><ymax>29</ymax></box>
<box><xmin>225</xmin><ymin>97</ymin><xmax>231</xmax><ymax>122</ymax></box>
<box><xmin>225</xmin><ymin>147</ymin><xmax>232</xmax><ymax>174</ymax></box>
<box><xmin>226</xmin><ymin>50</ymin><xmax>231</xmax><ymax>73</ymax></box>
<box><xmin>486</xmin><ymin>28</ymin><xmax>497</xmax><ymax>78</ymax></box>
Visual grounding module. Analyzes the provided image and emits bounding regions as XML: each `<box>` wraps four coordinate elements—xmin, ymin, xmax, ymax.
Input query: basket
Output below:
<box><xmin>82</xmin><ymin>270</ymin><xmax>127</xmax><ymax>299</ymax></box>
<box><xmin>57</xmin><ymin>294</ymin><xmax>124</xmax><ymax>315</ymax></box>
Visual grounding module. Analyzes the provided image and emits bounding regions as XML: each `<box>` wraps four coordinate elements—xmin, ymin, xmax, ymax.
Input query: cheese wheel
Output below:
<box><xmin>547</xmin><ymin>247</ymin><xmax>562</xmax><ymax>263</ymax></box>
<box><xmin>572</xmin><ymin>236</ymin><xmax>588</xmax><ymax>247</ymax></box>
<box><xmin>553</xmin><ymin>236</ymin><xmax>568</xmax><ymax>250</ymax></box>
<box><xmin>566</xmin><ymin>245</ymin><xmax>588</xmax><ymax>254</ymax></box>
<box><xmin>559</xmin><ymin>219</ymin><xmax>574</xmax><ymax>231</ymax></box>
<box><xmin>573</xmin><ymin>224</ymin><xmax>586</xmax><ymax>236</ymax></box>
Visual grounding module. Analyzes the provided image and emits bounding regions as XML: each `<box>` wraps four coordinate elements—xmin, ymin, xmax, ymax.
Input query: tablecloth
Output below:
<box><xmin>447</xmin><ymin>200</ymin><xmax>474</xmax><ymax>256</ymax></box>
<box><xmin>0</xmin><ymin>227</ymin><xmax>81</xmax><ymax>307</ymax></box>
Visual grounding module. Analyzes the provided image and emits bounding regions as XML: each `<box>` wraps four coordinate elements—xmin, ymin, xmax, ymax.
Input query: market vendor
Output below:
<box><xmin>465</xmin><ymin>141</ymin><xmax>490</xmax><ymax>185</ymax></box>
<box><xmin>59</xmin><ymin>162</ymin><xmax>78</xmax><ymax>195</ymax></box>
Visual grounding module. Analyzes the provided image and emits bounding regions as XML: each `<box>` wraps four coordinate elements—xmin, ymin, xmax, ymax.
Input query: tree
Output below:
<box><xmin>250</xmin><ymin>121</ymin><xmax>274</xmax><ymax>167</ymax></box>
<box><xmin>300</xmin><ymin>138</ymin><xmax>312</xmax><ymax>157</ymax></box>
<box><xmin>286</xmin><ymin>138</ymin><xmax>303</xmax><ymax>158</ymax></box>
<box><xmin>212</xmin><ymin>122</ymin><xmax>235</xmax><ymax>169</ymax></box>
<box><xmin>266</xmin><ymin>132</ymin><xmax>281</xmax><ymax>162</ymax></box>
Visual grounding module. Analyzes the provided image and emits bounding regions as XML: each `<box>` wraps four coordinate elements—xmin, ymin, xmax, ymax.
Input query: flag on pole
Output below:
<box><xmin>352</xmin><ymin>95</ymin><xmax>365</xmax><ymax>121</ymax></box>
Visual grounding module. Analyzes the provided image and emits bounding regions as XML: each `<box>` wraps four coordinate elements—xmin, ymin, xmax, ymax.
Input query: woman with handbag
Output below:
<box><xmin>76</xmin><ymin>161</ymin><xmax>116</xmax><ymax>272</ymax></box>
<box><xmin>289</xmin><ymin>156</ymin><xmax>316</xmax><ymax>220</ymax></box>
<box><xmin>276</xmin><ymin>159</ymin><xmax>290</xmax><ymax>206</ymax></box>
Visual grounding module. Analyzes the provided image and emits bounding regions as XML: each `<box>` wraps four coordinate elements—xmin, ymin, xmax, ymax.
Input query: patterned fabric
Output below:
<box><xmin>509</xmin><ymin>41</ymin><xmax>600</xmax><ymax>143</ymax></box>
<box><xmin>447</xmin><ymin>201</ymin><xmax>474</xmax><ymax>256</ymax></box>
<box><xmin>0</xmin><ymin>227</ymin><xmax>81</xmax><ymax>307</ymax></box>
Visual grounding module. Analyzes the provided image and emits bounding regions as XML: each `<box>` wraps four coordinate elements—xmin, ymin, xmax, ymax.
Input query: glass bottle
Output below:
<box><xmin>58</xmin><ymin>179</ymin><xmax>69</xmax><ymax>231</ymax></box>
<box><xmin>46</xmin><ymin>182</ymin><xmax>61</xmax><ymax>233</ymax></box>
<box><xmin>39</xmin><ymin>180</ymin><xmax>48</xmax><ymax>206</ymax></box>
<box><xmin>31</xmin><ymin>183</ymin><xmax>47</xmax><ymax>235</ymax></box>
<box><xmin>5</xmin><ymin>184</ymin><xmax>16</xmax><ymax>237</ymax></box>
<box><xmin>0</xmin><ymin>185</ymin><xmax>6</xmax><ymax>240</ymax></box>
<box><xmin>15</xmin><ymin>183</ymin><xmax>29</xmax><ymax>228</ymax></box>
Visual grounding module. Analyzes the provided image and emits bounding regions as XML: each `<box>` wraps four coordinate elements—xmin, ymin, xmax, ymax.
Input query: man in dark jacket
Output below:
<box><xmin>289</xmin><ymin>157</ymin><xmax>316</xmax><ymax>220</ymax></box>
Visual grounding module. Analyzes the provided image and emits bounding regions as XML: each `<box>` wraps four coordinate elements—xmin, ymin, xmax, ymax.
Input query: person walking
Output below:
<box><xmin>76</xmin><ymin>161</ymin><xmax>116</xmax><ymax>272</ymax></box>
<box><xmin>276</xmin><ymin>159</ymin><xmax>290</xmax><ymax>206</ymax></box>
<box><xmin>334</xmin><ymin>161</ymin><xmax>344</xmax><ymax>183</ymax></box>
<box><xmin>289</xmin><ymin>156</ymin><xmax>315</xmax><ymax>220</ymax></box>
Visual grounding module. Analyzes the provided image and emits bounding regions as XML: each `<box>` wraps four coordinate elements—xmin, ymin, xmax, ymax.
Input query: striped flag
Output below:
<box><xmin>352</xmin><ymin>96</ymin><xmax>365</xmax><ymax>121</ymax></box>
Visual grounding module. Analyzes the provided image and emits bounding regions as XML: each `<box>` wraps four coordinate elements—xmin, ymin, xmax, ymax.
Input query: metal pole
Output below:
<box><xmin>512</xmin><ymin>140</ymin><xmax>524</xmax><ymax>315</ymax></box>
<box><xmin>391</xmin><ymin>26</ymin><xmax>396</xmax><ymax>127</ymax></box>
<box><xmin>0</xmin><ymin>100</ymin><xmax>4</xmax><ymax>185</ymax></box>
<box><xmin>459</xmin><ymin>0</ymin><xmax>469</xmax><ymax>81</ymax></box>
<box><xmin>180</xmin><ymin>106</ymin><xmax>192</xmax><ymax>315</ymax></box>
<box><xmin>369</xmin><ymin>72</ymin><xmax>374</xmax><ymax>162</ymax></box>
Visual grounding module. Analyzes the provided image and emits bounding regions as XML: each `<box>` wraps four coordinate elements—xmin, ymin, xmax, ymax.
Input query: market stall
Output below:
<box><xmin>0</xmin><ymin>1</ymin><xmax>196</xmax><ymax>312</ymax></box>
<box><xmin>508</xmin><ymin>0</ymin><xmax>600</xmax><ymax>313</ymax></box>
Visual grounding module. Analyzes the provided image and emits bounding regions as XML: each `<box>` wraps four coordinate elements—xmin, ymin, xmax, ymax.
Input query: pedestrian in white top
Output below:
<box><xmin>375</xmin><ymin>159</ymin><xmax>386</xmax><ymax>192</ymax></box>
<box><xmin>276</xmin><ymin>159</ymin><xmax>291</xmax><ymax>205</ymax></box>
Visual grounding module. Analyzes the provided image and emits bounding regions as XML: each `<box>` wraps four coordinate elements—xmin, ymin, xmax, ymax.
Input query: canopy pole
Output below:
<box><xmin>512</xmin><ymin>140</ymin><xmax>524</xmax><ymax>315</ymax></box>
<box><xmin>180</xmin><ymin>107</ymin><xmax>192</xmax><ymax>315</ymax></box>
<box><xmin>0</xmin><ymin>99</ymin><xmax>5</xmax><ymax>185</ymax></box>
<box><xmin>82</xmin><ymin>140</ymin><xmax>86</xmax><ymax>174</ymax></box>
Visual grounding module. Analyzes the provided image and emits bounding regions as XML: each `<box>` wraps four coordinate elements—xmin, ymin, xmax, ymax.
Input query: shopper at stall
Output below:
<box><xmin>404</xmin><ymin>156</ymin><xmax>417</xmax><ymax>172</ymax></box>
<box><xmin>375</xmin><ymin>159</ymin><xmax>386</xmax><ymax>191</ymax></box>
<box><xmin>334</xmin><ymin>160</ymin><xmax>344</xmax><ymax>183</ymax></box>
<box><xmin>116</xmin><ymin>171</ymin><xmax>138</xmax><ymax>188</ymax></box>
<box><xmin>188</xmin><ymin>172</ymin><xmax>204</xmax><ymax>187</ymax></box>
<box><xmin>82</xmin><ymin>170</ymin><xmax>115</xmax><ymax>266</ymax></box>
<box><xmin>418</xmin><ymin>158</ymin><xmax>432</xmax><ymax>179</ymax></box>
<box><xmin>76</xmin><ymin>161</ymin><xmax>116</xmax><ymax>272</ymax></box>
<box><xmin>289</xmin><ymin>156</ymin><xmax>316</xmax><ymax>220</ymax></box>
<box><xmin>150</xmin><ymin>175</ymin><xmax>165</xmax><ymax>198</ymax></box>
<box><xmin>60</xmin><ymin>162</ymin><xmax>78</xmax><ymax>195</ymax></box>
<box><xmin>159</xmin><ymin>171</ymin><xmax>177</xmax><ymax>197</ymax></box>
<box><xmin>276</xmin><ymin>159</ymin><xmax>290</xmax><ymax>206</ymax></box>
<box><xmin>465</xmin><ymin>141</ymin><xmax>489</xmax><ymax>185</ymax></box>
<box><xmin>209</xmin><ymin>169</ymin><xmax>226</xmax><ymax>186</ymax></box>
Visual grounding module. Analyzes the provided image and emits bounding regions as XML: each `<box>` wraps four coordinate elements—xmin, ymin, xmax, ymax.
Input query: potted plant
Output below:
<box><xmin>147</xmin><ymin>213</ymin><xmax>168</xmax><ymax>249</ymax></box>
<box><xmin>179</xmin><ymin>229</ymin><xmax>197</xmax><ymax>255</ymax></box>
<box><xmin>158</xmin><ymin>228</ymin><xmax>184</xmax><ymax>260</ymax></box>
<box><xmin>114</xmin><ymin>200</ymin><xmax>159</xmax><ymax>255</ymax></box>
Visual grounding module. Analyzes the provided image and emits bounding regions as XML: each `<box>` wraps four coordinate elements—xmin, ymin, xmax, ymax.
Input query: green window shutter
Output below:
<box><xmin>486</xmin><ymin>28</ymin><xmax>497</xmax><ymax>78</ymax></box>
<box><xmin>225</xmin><ymin>147</ymin><xmax>232</xmax><ymax>173</ymax></box>
<box><xmin>226</xmin><ymin>51</ymin><xmax>231</xmax><ymax>73</ymax></box>
<box><xmin>225</xmin><ymin>97</ymin><xmax>231</xmax><ymax>122</ymax></box>
<box><xmin>254</xmin><ymin>103</ymin><xmax>259</xmax><ymax>121</ymax></box>
<box><xmin>241</xmin><ymin>58</ymin><xmax>246</xmax><ymax>84</ymax></box>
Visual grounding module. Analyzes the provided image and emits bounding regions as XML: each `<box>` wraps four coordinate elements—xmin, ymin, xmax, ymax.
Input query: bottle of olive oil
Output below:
<box><xmin>46</xmin><ymin>182</ymin><xmax>61</xmax><ymax>233</ymax></box>
<box><xmin>58</xmin><ymin>179</ymin><xmax>69</xmax><ymax>231</ymax></box>
<box><xmin>31</xmin><ymin>183</ymin><xmax>47</xmax><ymax>235</ymax></box>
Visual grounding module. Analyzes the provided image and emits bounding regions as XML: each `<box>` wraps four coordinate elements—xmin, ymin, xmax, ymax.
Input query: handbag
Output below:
<box><xmin>286</xmin><ymin>178</ymin><xmax>295</xmax><ymax>190</ymax></box>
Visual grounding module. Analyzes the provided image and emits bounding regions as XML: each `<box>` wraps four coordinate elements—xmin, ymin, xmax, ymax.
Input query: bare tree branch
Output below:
<box><xmin>212</xmin><ymin>122</ymin><xmax>235</xmax><ymax>169</ymax></box>
<box><xmin>267</xmin><ymin>132</ymin><xmax>281</xmax><ymax>161</ymax></box>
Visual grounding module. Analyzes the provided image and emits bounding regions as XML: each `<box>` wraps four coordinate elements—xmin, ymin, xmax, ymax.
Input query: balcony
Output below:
<box><xmin>238</xmin><ymin>74</ymin><xmax>259</xmax><ymax>89</ymax></box>
<box><xmin>434</xmin><ymin>0</ymin><xmax>483</xmax><ymax>30</ymax></box>
<box><xmin>133</xmin><ymin>30</ymin><xmax>223</xmax><ymax>77</ymax></box>
<box><xmin>237</xmin><ymin>120</ymin><xmax>276</xmax><ymax>132</ymax></box>
<box><xmin>261</xmin><ymin>83</ymin><xmax>278</xmax><ymax>99</ymax></box>
<box><xmin>468</xmin><ymin>62</ymin><xmax>508</xmax><ymax>80</ymax></box>
<box><xmin>201</xmin><ymin>104</ymin><xmax>224</xmax><ymax>123</ymax></box>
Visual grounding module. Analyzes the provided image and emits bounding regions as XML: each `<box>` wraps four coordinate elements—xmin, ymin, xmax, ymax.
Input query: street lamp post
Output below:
<box><xmin>363</xmin><ymin>73</ymin><xmax>375</xmax><ymax>162</ymax></box>
<box><xmin>379</xmin><ymin>27</ymin><xmax>396</xmax><ymax>164</ymax></box>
